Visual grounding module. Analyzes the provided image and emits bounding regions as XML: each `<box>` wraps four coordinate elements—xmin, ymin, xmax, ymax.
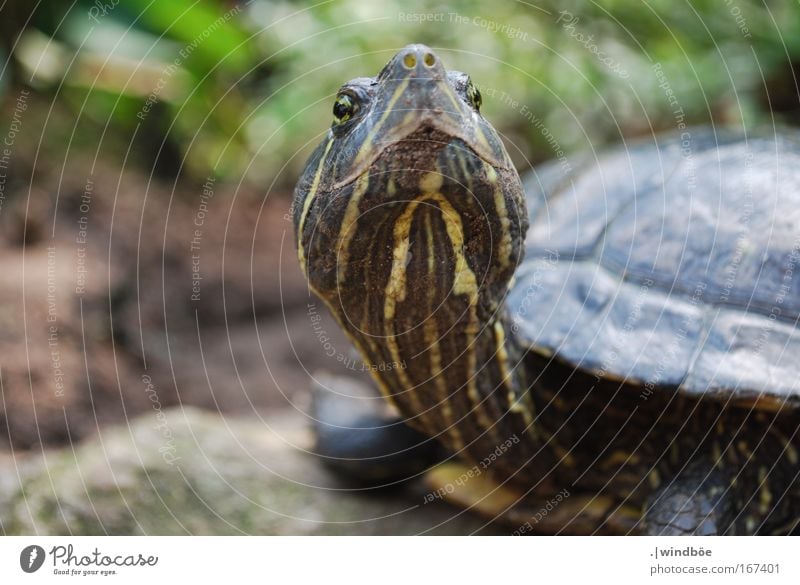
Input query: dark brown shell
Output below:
<box><xmin>509</xmin><ymin>129</ymin><xmax>800</xmax><ymax>406</ymax></box>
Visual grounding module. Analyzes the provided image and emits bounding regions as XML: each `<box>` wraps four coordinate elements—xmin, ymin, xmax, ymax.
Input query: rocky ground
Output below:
<box><xmin>0</xmin><ymin>407</ymin><xmax>502</xmax><ymax>535</ymax></box>
<box><xmin>0</xmin><ymin>134</ymin><xmax>499</xmax><ymax>534</ymax></box>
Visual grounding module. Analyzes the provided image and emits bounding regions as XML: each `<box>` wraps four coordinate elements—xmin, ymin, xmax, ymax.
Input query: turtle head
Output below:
<box><xmin>294</xmin><ymin>44</ymin><xmax>528</xmax><ymax>316</ymax></box>
<box><xmin>294</xmin><ymin>45</ymin><xmax>533</xmax><ymax>449</ymax></box>
<box><xmin>300</xmin><ymin>44</ymin><xmax>515</xmax><ymax>189</ymax></box>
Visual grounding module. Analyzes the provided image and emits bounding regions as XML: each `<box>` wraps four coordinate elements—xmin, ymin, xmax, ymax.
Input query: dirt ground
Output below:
<box><xmin>0</xmin><ymin>142</ymin><xmax>363</xmax><ymax>451</ymax></box>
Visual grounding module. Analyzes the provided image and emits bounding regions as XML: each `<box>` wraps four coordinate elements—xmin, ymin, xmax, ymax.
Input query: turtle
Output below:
<box><xmin>292</xmin><ymin>44</ymin><xmax>800</xmax><ymax>535</ymax></box>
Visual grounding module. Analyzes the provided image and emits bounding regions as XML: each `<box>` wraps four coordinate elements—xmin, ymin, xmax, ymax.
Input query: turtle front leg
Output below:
<box><xmin>311</xmin><ymin>374</ymin><xmax>447</xmax><ymax>487</ymax></box>
<box><xmin>642</xmin><ymin>462</ymin><xmax>736</xmax><ymax>535</ymax></box>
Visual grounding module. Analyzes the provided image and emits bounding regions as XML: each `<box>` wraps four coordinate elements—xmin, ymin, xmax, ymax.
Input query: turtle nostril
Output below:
<box><xmin>423</xmin><ymin>52</ymin><xmax>436</xmax><ymax>67</ymax></box>
<box><xmin>403</xmin><ymin>53</ymin><xmax>417</xmax><ymax>68</ymax></box>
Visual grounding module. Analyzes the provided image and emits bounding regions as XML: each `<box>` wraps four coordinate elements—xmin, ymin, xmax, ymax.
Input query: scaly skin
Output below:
<box><xmin>294</xmin><ymin>45</ymin><xmax>800</xmax><ymax>534</ymax></box>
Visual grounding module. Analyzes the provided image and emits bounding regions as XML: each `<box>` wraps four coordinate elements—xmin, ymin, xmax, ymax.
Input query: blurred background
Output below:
<box><xmin>0</xmin><ymin>0</ymin><xmax>798</xmax><ymax>534</ymax></box>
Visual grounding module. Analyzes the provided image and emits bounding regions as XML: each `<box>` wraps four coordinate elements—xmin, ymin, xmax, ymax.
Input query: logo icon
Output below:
<box><xmin>20</xmin><ymin>545</ymin><xmax>46</xmax><ymax>573</ymax></box>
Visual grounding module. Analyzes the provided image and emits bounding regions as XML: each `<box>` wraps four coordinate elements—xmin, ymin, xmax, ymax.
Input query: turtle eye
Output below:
<box><xmin>466</xmin><ymin>79</ymin><xmax>482</xmax><ymax>112</ymax></box>
<box><xmin>332</xmin><ymin>92</ymin><xmax>359</xmax><ymax>126</ymax></box>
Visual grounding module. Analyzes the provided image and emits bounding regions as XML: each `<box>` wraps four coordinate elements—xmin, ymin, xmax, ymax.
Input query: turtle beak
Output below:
<box><xmin>383</xmin><ymin>44</ymin><xmax>448</xmax><ymax>84</ymax></box>
<box><xmin>371</xmin><ymin>44</ymin><xmax>468</xmax><ymax>141</ymax></box>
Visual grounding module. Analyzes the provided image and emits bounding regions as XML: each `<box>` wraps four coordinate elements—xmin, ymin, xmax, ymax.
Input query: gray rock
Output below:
<box><xmin>0</xmin><ymin>407</ymin><xmax>503</xmax><ymax>535</ymax></box>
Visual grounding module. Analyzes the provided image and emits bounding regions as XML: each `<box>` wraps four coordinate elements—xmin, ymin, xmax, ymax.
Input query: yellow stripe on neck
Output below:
<box><xmin>297</xmin><ymin>138</ymin><xmax>334</xmax><ymax>274</ymax></box>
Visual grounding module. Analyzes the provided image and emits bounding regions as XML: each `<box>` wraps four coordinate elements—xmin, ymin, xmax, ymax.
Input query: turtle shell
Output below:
<box><xmin>508</xmin><ymin>129</ymin><xmax>800</xmax><ymax>407</ymax></box>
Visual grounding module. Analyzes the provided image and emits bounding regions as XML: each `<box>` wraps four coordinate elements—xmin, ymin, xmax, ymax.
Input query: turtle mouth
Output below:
<box><xmin>374</xmin><ymin>125</ymin><xmax>491</xmax><ymax>188</ymax></box>
<box><xmin>381</xmin><ymin>125</ymin><xmax>473</xmax><ymax>165</ymax></box>
<box><xmin>334</xmin><ymin>120</ymin><xmax>505</xmax><ymax>190</ymax></box>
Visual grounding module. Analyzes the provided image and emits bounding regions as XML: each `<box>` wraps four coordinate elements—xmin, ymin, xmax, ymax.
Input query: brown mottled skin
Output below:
<box><xmin>294</xmin><ymin>45</ymin><xmax>800</xmax><ymax>534</ymax></box>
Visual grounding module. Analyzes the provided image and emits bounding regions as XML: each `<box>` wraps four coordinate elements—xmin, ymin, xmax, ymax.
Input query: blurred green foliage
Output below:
<box><xmin>3</xmin><ymin>0</ymin><xmax>799</xmax><ymax>188</ymax></box>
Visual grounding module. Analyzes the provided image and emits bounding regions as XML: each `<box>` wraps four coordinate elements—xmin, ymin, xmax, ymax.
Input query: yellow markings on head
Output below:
<box><xmin>305</xmin><ymin>280</ymin><xmax>401</xmax><ymax>413</ymax></box>
<box><xmin>425</xmin><ymin>462</ymin><xmax>522</xmax><ymax>519</ymax></box>
<box><xmin>354</xmin><ymin>76</ymin><xmax>410</xmax><ymax>167</ymax></box>
<box><xmin>434</xmin><ymin>194</ymin><xmax>479</xmax><ymax>305</ymax></box>
<box><xmin>423</xmin><ymin>313</ymin><xmax>465</xmax><ymax>451</ymax></box>
<box><xmin>466</xmin><ymin>79</ymin><xmax>482</xmax><ymax>110</ymax></box>
<box><xmin>647</xmin><ymin>469</ymin><xmax>661</xmax><ymax>489</ymax></box>
<box><xmin>737</xmin><ymin>440</ymin><xmax>752</xmax><ymax>458</ymax></box>
<box><xmin>425</xmin><ymin>211</ymin><xmax>435</xmax><ymax>274</ymax></box>
<box><xmin>423</xmin><ymin>204</ymin><xmax>492</xmax><ymax>448</ymax></box>
<box><xmin>419</xmin><ymin>171</ymin><xmax>443</xmax><ymax>194</ymax></box>
<box><xmin>493</xmin><ymin>320</ymin><xmax>540</xmax><ymax>445</ymax></box>
<box><xmin>439</xmin><ymin>81</ymin><xmax>466</xmax><ymax>117</ymax></box>
<box><xmin>422</xmin><ymin>316</ymin><xmax>442</xmax><ymax>375</ymax></box>
<box><xmin>336</xmin><ymin>173</ymin><xmax>370</xmax><ymax>285</ymax></box>
<box><xmin>768</xmin><ymin>427</ymin><xmax>800</xmax><ymax>466</ymax></box>
<box><xmin>745</xmin><ymin>517</ymin><xmax>756</xmax><ymax>534</ymax></box>
<box><xmin>486</xmin><ymin>164</ymin><xmax>513</xmax><ymax>269</ymax></box>
<box><xmin>385</xmin><ymin>190</ymin><xmax>479</xmax><ymax>317</ymax></box>
<box><xmin>420</xmin><ymin>211</ymin><xmax>456</xmax><ymax>441</ymax></box>
<box><xmin>381</xmin><ymin>196</ymin><xmax>427</xmax><ymax>424</ymax></box>
<box><xmin>382</xmin><ymin>190</ymin><xmax>480</xmax><ymax>446</ymax></box>
<box><xmin>385</xmin><ymin>205</ymin><xmax>416</xmax><ymax>316</ymax></box>
<box><xmin>332</xmin><ymin>93</ymin><xmax>358</xmax><ymax>126</ymax></box>
<box><xmin>472</xmin><ymin>119</ymin><xmax>494</xmax><ymax>156</ymax></box>
<box><xmin>530</xmin><ymin>345</ymin><xmax>553</xmax><ymax>358</ymax></box>
<box><xmin>758</xmin><ymin>467</ymin><xmax>772</xmax><ymax>513</ymax></box>
<box><xmin>462</xmin><ymin>322</ymin><xmax>497</xmax><ymax>440</ymax></box>
<box><xmin>603</xmin><ymin>450</ymin><xmax>640</xmax><ymax>468</ymax></box>
<box><xmin>787</xmin><ymin>443</ymin><xmax>799</xmax><ymax>465</ymax></box>
<box><xmin>669</xmin><ymin>443</ymin><xmax>680</xmax><ymax>466</ymax></box>
<box><xmin>455</xmin><ymin>149</ymin><xmax>472</xmax><ymax>191</ymax></box>
<box><xmin>496</xmin><ymin>323</ymin><xmax>523</xmax><ymax>410</ymax></box>
<box><xmin>485</xmin><ymin>165</ymin><xmax>498</xmax><ymax>184</ymax></box>
<box><xmin>712</xmin><ymin>442</ymin><xmax>723</xmax><ymax>470</ymax></box>
<box><xmin>297</xmin><ymin>138</ymin><xmax>334</xmax><ymax>274</ymax></box>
